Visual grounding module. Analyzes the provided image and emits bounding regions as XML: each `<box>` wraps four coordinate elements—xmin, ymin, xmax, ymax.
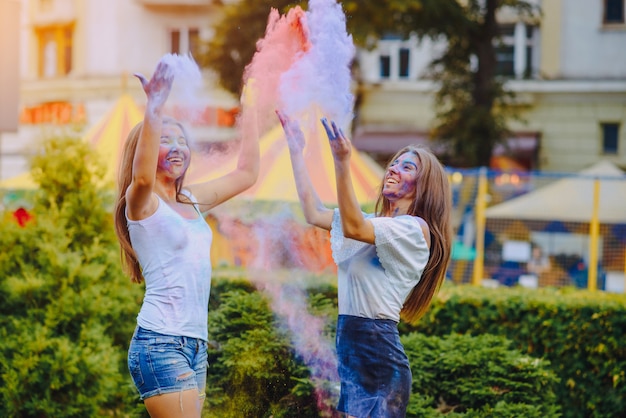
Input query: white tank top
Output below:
<box><xmin>127</xmin><ymin>191</ymin><xmax>213</xmax><ymax>341</ymax></box>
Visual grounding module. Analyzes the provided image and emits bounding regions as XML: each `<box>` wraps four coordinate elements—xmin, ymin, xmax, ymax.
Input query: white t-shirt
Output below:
<box><xmin>127</xmin><ymin>191</ymin><xmax>213</xmax><ymax>341</ymax></box>
<box><xmin>330</xmin><ymin>209</ymin><xmax>430</xmax><ymax>322</ymax></box>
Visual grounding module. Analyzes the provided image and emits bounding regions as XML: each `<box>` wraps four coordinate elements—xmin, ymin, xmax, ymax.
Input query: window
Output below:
<box><xmin>189</xmin><ymin>29</ymin><xmax>200</xmax><ymax>57</ymax></box>
<box><xmin>399</xmin><ymin>48</ymin><xmax>410</xmax><ymax>78</ymax></box>
<box><xmin>495</xmin><ymin>25</ymin><xmax>515</xmax><ymax>76</ymax></box>
<box><xmin>601</xmin><ymin>123</ymin><xmax>620</xmax><ymax>154</ymax></box>
<box><xmin>170</xmin><ymin>30</ymin><xmax>180</xmax><ymax>54</ymax></box>
<box><xmin>379</xmin><ymin>55</ymin><xmax>391</xmax><ymax>78</ymax></box>
<box><xmin>376</xmin><ymin>34</ymin><xmax>415</xmax><ymax>80</ymax></box>
<box><xmin>495</xmin><ymin>23</ymin><xmax>535</xmax><ymax>78</ymax></box>
<box><xmin>604</xmin><ymin>0</ymin><xmax>625</xmax><ymax>24</ymax></box>
<box><xmin>170</xmin><ymin>28</ymin><xmax>200</xmax><ymax>58</ymax></box>
<box><xmin>36</xmin><ymin>24</ymin><xmax>73</xmax><ymax>78</ymax></box>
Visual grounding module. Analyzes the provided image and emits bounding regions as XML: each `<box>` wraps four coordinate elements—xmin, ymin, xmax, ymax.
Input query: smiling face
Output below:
<box><xmin>157</xmin><ymin>122</ymin><xmax>190</xmax><ymax>178</ymax></box>
<box><xmin>382</xmin><ymin>151</ymin><xmax>419</xmax><ymax>202</ymax></box>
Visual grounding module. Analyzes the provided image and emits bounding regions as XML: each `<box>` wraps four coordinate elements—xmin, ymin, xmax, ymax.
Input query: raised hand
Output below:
<box><xmin>276</xmin><ymin>110</ymin><xmax>306</xmax><ymax>154</ymax></box>
<box><xmin>134</xmin><ymin>60</ymin><xmax>174</xmax><ymax>114</ymax></box>
<box><xmin>321</xmin><ymin>117</ymin><xmax>351</xmax><ymax>162</ymax></box>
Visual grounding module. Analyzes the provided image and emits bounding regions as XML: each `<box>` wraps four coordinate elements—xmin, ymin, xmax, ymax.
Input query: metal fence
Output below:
<box><xmin>447</xmin><ymin>163</ymin><xmax>626</xmax><ymax>293</ymax></box>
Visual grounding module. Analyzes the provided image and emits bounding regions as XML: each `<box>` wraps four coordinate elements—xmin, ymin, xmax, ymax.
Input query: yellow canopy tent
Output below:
<box><xmin>3</xmin><ymin>97</ymin><xmax>385</xmax><ymax>204</ymax></box>
<box><xmin>185</xmin><ymin>119</ymin><xmax>385</xmax><ymax>271</ymax></box>
<box><xmin>485</xmin><ymin>160</ymin><xmax>626</xmax><ymax>223</ymax></box>
<box><xmin>86</xmin><ymin>94</ymin><xmax>144</xmax><ymax>187</ymax></box>
<box><xmin>186</xmin><ymin>121</ymin><xmax>384</xmax><ymax>205</ymax></box>
<box><xmin>0</xmin><ymin>93</ymin><xmax>144</xmax><ymax>190</ymax></box>
<box><xmin>0</xmin><ymin>171</ymin><xmax>34</xmax><ymax>189</ymax></box>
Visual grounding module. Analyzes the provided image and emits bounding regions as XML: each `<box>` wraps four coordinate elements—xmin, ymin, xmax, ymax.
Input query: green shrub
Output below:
<box><xmin>0</xmin><ymin>136</ymin><xmax>142</xmax><ymax>417</ymax></box>
<box><xmin>206</xmin><ymin>288</ymin><xmax>316</xmax><ymax>417</ymax></box>
<box><xmin>411</xmin><ymin>284</ymin><xmax>626</xmax><ymax>418</ymax></box>
<box><xmin>403</xmin><ymin>333</ymin><xmax>560</xmax><ymax>417</ymax></box>
<box><xmin>207</xmin><ymin>276</ymin><xmax>563</xmax><ymax>417</ymax></box>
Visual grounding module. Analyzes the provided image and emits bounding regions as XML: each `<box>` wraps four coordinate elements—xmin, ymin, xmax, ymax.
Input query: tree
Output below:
<box><xmin>0</xmin><ymin>135</ymin><xmax>144</xmax><ymax>417</ymax></box>
<box><xmin>201</xmin><ymin>0</ymin><xmax>299</xmax><ymax>96</ymax></box>
<box><xmin>201</xmin><ymin>0</ymin><xmax>539</xmax><ymax>167</ymax></box>
<box><xmin>344</xmin><ymin>0</ymin><xmax>539</xmax><ymax>167</ymax></box>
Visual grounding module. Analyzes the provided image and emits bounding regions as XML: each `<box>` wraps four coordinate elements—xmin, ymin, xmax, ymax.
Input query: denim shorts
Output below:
<box><xmin>128</xmin><ymin>326</ymin><xmax>208</xmax><ymax>400</ymax></box>
<box><xmin>336</xmin><ymin>315</ymin><xmax>412</xmax><ymax>418</ymax></box>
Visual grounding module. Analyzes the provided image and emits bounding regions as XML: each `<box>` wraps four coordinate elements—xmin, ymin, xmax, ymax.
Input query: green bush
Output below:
<box><xmin>0</xmin><ymin>136</ymin><xmax>143</xmax><ymax>417</ymax></box>
<box><xmin>410</xmin><ymin>284</ymin><xmax>626</xmax><ymax>418</ymax></box>
<box><xmin>207</xmin><ymin>277</ymin><xmax>562</xmax><ymax>417</ymax></box>
<box><xmin>206</xmin><ymin>283</ymin><xmax>321</xmax><ymax>418</ymax></box>
<box><xmin>403</xmin><ymin>333</ymin><xmax>560</xmax><ymax>417</ymax></box>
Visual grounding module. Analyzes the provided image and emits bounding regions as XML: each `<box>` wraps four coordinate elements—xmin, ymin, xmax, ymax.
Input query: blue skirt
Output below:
<box><xmin>336</xmin><ymin>315</ymin><xmax>411</xmax><ymax>418</ymax></box>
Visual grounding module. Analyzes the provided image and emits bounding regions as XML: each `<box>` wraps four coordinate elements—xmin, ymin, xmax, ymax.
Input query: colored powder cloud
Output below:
<box><xmin>242</xmin><ymin>6</ymin><xmax>311</xmax><ymax>134</ymax></box>
<box><xmin>242</xmin><ymin>0</ymin><xmax>355</xmax><ymax>134</ymax></box>
<box><xmin>239</xmin><ymin>2</ymin><xmax>356</xmax><ymax>409</ymax></box>
<box><xmin>157</xmin><ymin>52</ymin><xmax>206</xmax><ymax>150</ymax></box>
<box><xmin>279</xmin><ymin>0</ymin><xmax>355</xmax><ymax>128</ymax></box>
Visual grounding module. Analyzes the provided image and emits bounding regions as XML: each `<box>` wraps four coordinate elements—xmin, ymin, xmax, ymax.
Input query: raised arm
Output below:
<box><xmin>188</xmin><ymin>85</ymin><xmax>260</xmax><ymax>212</ymax></box>
<box><xmin>126</xmin><ymin>61</ymin><xmax>173</xmax><ymax>221</ymax></box>
<box><xmin>277</xmin><ymin>111</ymin><xmax>333</xmax><ymax>230</ymax></box>
<box><xmin>321</xmin><ymin>118</ymin><xmax>375</xmax><ymax>244</ymax></box>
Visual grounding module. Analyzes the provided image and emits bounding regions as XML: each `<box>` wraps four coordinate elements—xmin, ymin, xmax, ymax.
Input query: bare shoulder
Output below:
<box><xmin>126</xmin><ymin>190</ymin><xmax>159</xmax><ymax>221</ymax></box>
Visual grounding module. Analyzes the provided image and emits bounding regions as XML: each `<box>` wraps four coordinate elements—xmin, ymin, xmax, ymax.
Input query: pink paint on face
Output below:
<box><xmin>382</xmin><ymin>152</ymin><xmax>419</xmax><ymax>201</ymax></box>
<box><xmin>157</xmin><ymin>124</ymin><xmax>190</xmax><ymax>178</ymax></box>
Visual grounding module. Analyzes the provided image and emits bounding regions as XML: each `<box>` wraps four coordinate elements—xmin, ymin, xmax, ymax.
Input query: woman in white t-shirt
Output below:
<box><xmin>113</xmin><ymin>58</ymin><xmax>259</xmax><ymax>417</ymax></box>
<box><xmin>277</xmin><ymin>111</ymin><xmax>452</xmax><ymax>418</ymax></box>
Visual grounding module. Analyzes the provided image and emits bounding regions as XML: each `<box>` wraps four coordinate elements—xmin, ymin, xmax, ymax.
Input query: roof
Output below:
<box><xmin>485</xmin><ymin>160</ymin><xmax>626</xmax><ymax>224</ymax></box>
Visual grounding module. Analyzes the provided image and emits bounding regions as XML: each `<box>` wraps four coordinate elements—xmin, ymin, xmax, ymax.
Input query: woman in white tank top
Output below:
<box><xmin>113</xmin><ymin>56</ymin><xmax>260</xmax><ymax>418</ymax></box>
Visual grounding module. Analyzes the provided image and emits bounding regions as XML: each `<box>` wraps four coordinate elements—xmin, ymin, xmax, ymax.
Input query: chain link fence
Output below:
<box><xmin>448</xmin><ymin>162</ymin><xmax>626</xmax><ymax>293</ymax></box>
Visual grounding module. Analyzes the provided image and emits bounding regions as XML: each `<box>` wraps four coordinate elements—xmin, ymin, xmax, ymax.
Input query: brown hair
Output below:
<box><xmin>374</xmin><ymin>145</ymin><xmax>453</xmax><ymax>324</ymax></box>
<box><xmin>113</xmin><ymin>117</ymin><xmax>190</xmax><ymax>283</ymax></box>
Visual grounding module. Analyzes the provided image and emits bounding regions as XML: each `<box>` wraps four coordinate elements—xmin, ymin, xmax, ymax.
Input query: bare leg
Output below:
<box><xmin>144</xmin><ymin>388</ymin><xmax>204</xmax><ymax>418</ymax></box>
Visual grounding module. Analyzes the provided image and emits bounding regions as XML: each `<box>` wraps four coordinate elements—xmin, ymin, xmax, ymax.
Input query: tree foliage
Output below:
<box><xmin>201</xmin><ymin>0</ymin><xmax>301</xmax><ymax>95</ymax></box>
<box><xmin>0</xmin><ymin>135</ymin><xmax>143</xmax><ymax>417</ymax></box>
<box><xmin>206</xmin><ymin>282</ymin><xmax>323</xmax><ymax>418</ymax></box>
<box><xmin>344</xmin><ymin>0</ymin><xmax>539</xmax><ymax>167</ymax></box>
<box><xmin>201</xmin><ymin>0</ymin><xmax>540</xmax><ymax>167</ymax></box>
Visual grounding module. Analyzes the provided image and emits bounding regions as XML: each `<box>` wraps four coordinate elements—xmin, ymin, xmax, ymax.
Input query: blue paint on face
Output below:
<box><xmin>158</xmin><ymin>124</ymin><xmax>191</xmax><ymax>175</ymax></box>
<box><xmin>382</xmin><ymin>152</ymin><xmax>419</xmax><ymax>201</ymax></box>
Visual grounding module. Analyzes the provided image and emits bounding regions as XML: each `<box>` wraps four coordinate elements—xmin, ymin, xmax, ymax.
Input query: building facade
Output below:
<box><xmin>2</xmin><ymin>0</ymin><xmax>626</xmax><ymax>182</ymax></box>
<box><xmin>1</xmin><ymin>0</ymin><xmax>238</xmax><ymax>182</ymax></box>
<box><xmin>354</xmin><ymin>0</ymin><xmax>626</xmax><ymax>172</ymax></box>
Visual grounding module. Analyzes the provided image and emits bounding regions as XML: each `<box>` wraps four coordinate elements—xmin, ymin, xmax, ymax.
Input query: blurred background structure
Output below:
<box><xmin>0</xmin><ymin>0</ymin><xmax>241</xmax><ymax>182</ymax></box>
<box><xmin>352</xmin><ymin>0</ymin><xmax>626</xmax><ymax>171</ymax></box>
<box><xmin>0</xmin><ymin>0</ymin><xmax>625</xmax><ymax>290</ymax></box>
<box><xmin>1</xmin><ymin>0</ymin><xmax>625</xmax><ymax>178</ymax></box>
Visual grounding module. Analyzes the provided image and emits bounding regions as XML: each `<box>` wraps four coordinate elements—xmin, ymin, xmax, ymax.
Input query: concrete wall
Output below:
<box><xmin>559</xmin><ymin>0</ymin><xmax>626</xmax><ymax>79</ymax></box>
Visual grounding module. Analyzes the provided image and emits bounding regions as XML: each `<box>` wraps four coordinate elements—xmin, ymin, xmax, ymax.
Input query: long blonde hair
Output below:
<box><xmin>113</xmin><ymin>117</ymin><xmax>190</xmax><ymax>283</ymax></box>
<box><xmin>374</xmin><ymin>145</ymin><xmax>453</xmax><ymax>324</ymax></box>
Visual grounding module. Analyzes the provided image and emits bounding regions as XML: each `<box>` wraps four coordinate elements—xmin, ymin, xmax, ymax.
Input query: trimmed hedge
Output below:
<box><xmin>403</xmin><ymin>333</ymin><xmax>560</xmax><ymax>417</ymax></box>
<box><xmin>406</xmin><ymin>284</ymin><xmax>626</xmax><ymax>418</ymax></box>
<box><xmin>207</xmin><ymin>276</ymin><xmax>561</xmax><ymax>417</ymax></box>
